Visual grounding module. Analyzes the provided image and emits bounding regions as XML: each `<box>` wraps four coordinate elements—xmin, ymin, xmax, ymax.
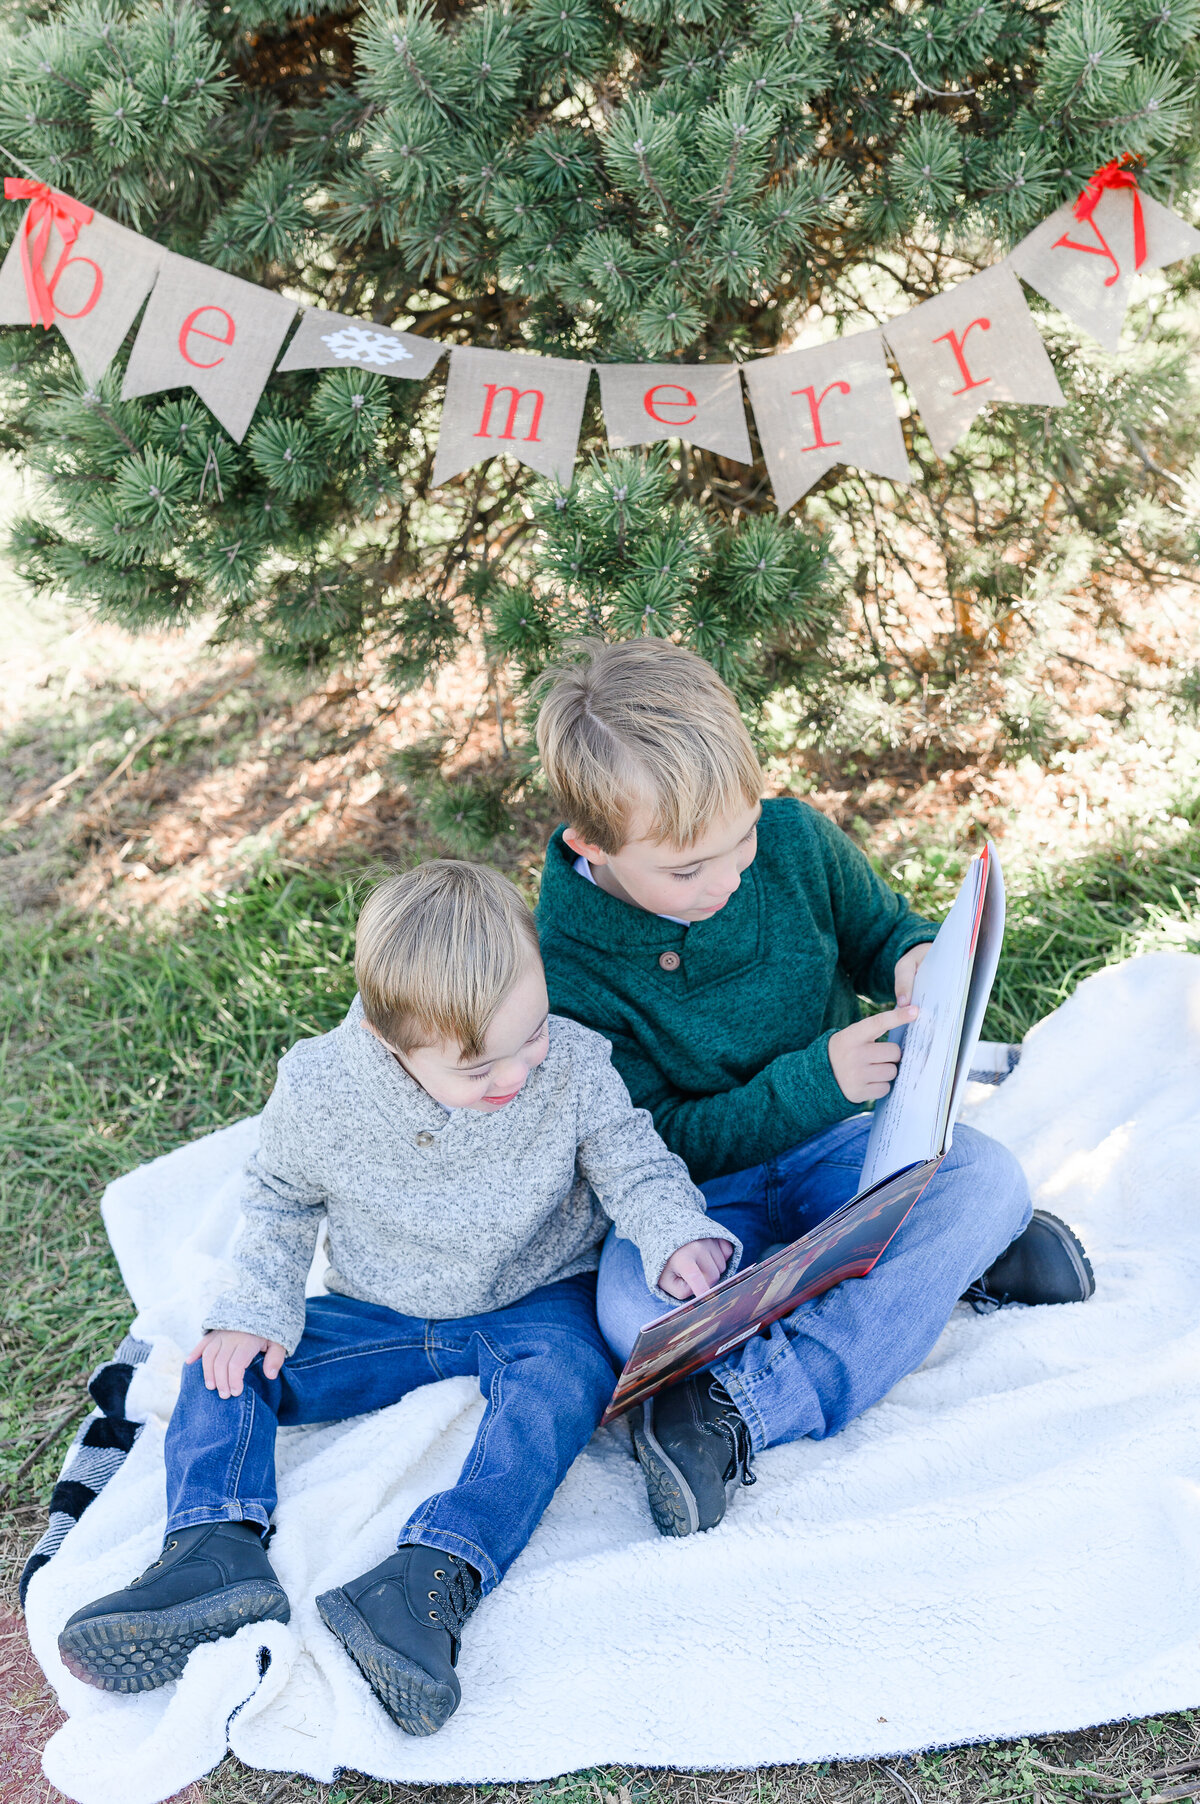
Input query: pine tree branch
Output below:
<box><xmin>406</xmin><ymin>293</ymin><xmax>505</xmax><ymax>335</ymax></box>
<box><xmin>863</xmin><ymin>37</ymin><xmax>976</xmax><ymax>100</ymax></box>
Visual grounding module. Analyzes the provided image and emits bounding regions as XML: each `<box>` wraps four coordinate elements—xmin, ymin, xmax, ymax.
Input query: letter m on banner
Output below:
<box><xmin>475</xmin><ymin>381</ymin><xmax>545</xmax><ymax>443</ymax></box>
<box><xmin>434</xmin><ymin>347</ymin><xmax>592</xmax><ymax>487</ymax></box>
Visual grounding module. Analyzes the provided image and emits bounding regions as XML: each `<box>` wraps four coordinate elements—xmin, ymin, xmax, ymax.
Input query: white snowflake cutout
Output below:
<box><xmin>320</xmin><ymin>325</ymin><xmax>415</xmax><ymax>368</ymax></box>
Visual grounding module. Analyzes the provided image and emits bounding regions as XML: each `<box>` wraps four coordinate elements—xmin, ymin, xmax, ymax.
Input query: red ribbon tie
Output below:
<box><xmin>3</xmin><ymin>177</ymin><xmax>95</xmax><ymax>329</ymax></box>
<box><xmin>1074</xmin><ymin>154</ymin><xmax>1146</xmax><ymax>271</ymax></box>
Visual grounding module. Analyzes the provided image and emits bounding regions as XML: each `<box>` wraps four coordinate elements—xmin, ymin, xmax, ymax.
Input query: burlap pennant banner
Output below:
<box><xmin>884</xmin><ymin>266</ymin><xmax>1064</xmax><ymax>458</ymax></box>
<box><xmin>0</xmin><ymin>208</ymin><xmax>164</xmax><ymax>386</ymax></box>
<box><xmin>2</xmin><ymin>166</ymin><xmax>1198</xmax><ymax>484</ymax></box>
<box><xmin>432</xmin><ymin>347</ymin><xmax>592</xmax><ymax>487</ymax></box>
<box><xmin>121</xmin><ymin>253</ymin><xmax>296</xmax><ymax>442</ymax></box>
<box><xmin>276</xmin><ymin>308</ymin><xmax>447</xmax><ymax>379</ymax></box>
<box><xmin>743</xmin><ymin>329</ymin><xmax>912</xmax><ymax>511</ymax></box>
<box><xmin>598</xmin><ymin>362</ymin><xmax>752</xmax><ymax>462</ymax></box>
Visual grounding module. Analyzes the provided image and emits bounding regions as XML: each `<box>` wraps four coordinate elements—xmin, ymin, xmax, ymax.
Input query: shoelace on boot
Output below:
<box><xmin>962</xmin><ymin>1281</ymin><xmax>1001</xmax><ymax>1315</ymax></box>
<box><xmin>707</xmin><ymin>1385</ymin><xmax>757</xmax><ymax>1489</ymax></box>
<box><xmin>425</xmin><ymin>1554</ymin><xmax>481</xmax><ymax>1641</ymax></box>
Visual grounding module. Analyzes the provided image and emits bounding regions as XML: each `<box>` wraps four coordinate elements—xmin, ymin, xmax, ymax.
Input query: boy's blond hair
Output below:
<box><xmin>535</xmin><ymin>639</ymin><xmax>763</xmax><ymax>854</ymax></box>
<box><xmin>355</xmin><ymin>861</ymin><xmax>541</xmax><ymax>1060</ymax></box>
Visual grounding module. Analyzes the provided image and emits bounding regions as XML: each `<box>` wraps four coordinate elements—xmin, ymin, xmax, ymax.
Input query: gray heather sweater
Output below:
<box><xmin>206</xmin><ymin>998</ymin><xmax>735</xmax><ymax>1353</ymax></box>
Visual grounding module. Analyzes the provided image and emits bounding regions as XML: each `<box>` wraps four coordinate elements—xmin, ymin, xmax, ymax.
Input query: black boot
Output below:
<box><xmin>632</xmin><ymin>1374</ymin><xmax>756</xmax><ymax>1537</ymax></box>
<box><xmin>316</xmin><ymin>1544</ymin><xmax>481</xmax><ymax>1736</ymax></box>
<box><xmin>58</xmin><ymin>1520</ymin><xmax>289</xmax><ymax>1693</ymax></box>
<box><xmin>966</xmin><ymin>1210</ymin><xmax>1096</xmax><ymax>1310</ymax></box>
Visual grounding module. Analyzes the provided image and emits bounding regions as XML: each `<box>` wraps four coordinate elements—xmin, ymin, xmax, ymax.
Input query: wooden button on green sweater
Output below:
<box><xmin>536</xmin><ymin>797</ymin><xmax>938</xmax><ymax>1183</ymax></box>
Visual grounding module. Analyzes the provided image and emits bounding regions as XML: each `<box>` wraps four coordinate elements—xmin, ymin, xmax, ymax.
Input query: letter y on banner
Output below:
<box><xmin>884</xmin><ymin>266</ymin><xmax>1063</xmax><ymax>458</ymax></box>
<box><xmin>432</xmin><ymin>347</ymin><xmax>592</xmax><ymax>487</ymax></box>
<box><xmin>1008</xmin><ymin>187</ymin><xmax>1200</xmax><ymax>351</ymax></box>
<box><xmin>121</xmin><ymin>253</ymin><xmax>296</xmax><ymax>442</ymax></box>
<box><xmin>0</xmin><ymin>208</ymin><xmax>164</xmax><ymax>386</ymax></box>
<box><xmin>743</xmin><ymin>328</ymin><xmax>912</xmax><ymax>511</ymax></box>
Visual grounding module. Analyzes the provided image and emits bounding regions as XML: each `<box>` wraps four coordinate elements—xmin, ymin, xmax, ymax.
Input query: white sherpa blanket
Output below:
<box><xmin>25</xmin><ymin>952</ymin><xmax>1200</xmax><ymax>1804</ymax></box>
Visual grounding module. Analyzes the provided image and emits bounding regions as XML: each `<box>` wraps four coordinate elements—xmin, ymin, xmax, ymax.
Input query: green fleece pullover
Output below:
<box><xmin>536</xmin><ymin>797</ymin><xmax>938</xmax><ymax>1183</ymax></box>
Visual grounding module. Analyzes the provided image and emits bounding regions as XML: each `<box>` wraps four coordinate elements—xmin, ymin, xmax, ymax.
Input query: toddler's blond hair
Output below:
<box><xmin>535</xmin><ymin>639</ymin><xmax>763</xmax><ymax>854</ymax></box>
<box><xmin>355</xmin><ymin>861</ymin><xmax>541</xmax><ymax>1060</ymax></box>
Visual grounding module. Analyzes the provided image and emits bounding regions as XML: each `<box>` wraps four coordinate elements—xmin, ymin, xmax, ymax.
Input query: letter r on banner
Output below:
<box><xmin>180</xmin><ymin>306</ymin><xmax>237</xmax><ymax>370</ymax></box>
<box><xmin>644</xmin><ymin>383</ymin><xmax>697</xmax><ymax>426</ymax></box>
<box><xmin>932</xmin><ymin>318</ymin><xmax>992</xmax><ymax>396</ymax></box>
<box><xmin>474</xmin><ymin>382</ymin><xmax>545</xmax><ymax>442</ymax></box>
<box><xmin>793</xmin><ymin>381</ymin><xmax>851</xmax><ymax>451</ymax></box>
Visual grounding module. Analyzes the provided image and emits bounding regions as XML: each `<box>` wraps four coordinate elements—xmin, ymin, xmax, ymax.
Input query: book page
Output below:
<box><xmin>857</xmin><ymin>854</ymin><xmax>984</xmax><ymax>1192</ymax></box>
<box><xmin>944</xmin><ymin>847</ymin><xmax>1006</xmax><ymax>1136</ymax></box>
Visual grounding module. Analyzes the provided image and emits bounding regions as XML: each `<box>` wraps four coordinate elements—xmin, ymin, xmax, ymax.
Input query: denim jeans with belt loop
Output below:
<box><xmin>163</xmin><ymin>1271</ymin><xmax>617</xmax><ymax>1594</ymax></box>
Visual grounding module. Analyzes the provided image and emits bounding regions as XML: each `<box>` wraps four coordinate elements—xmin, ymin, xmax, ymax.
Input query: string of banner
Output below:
<box><xmin>2</xmin><ymin>157</ymin><xmax>1198</xmax><ymax>512</ymax></box>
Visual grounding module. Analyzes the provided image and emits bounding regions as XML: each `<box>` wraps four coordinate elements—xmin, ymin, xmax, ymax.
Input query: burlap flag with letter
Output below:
<box><xmin>742</xmin><ymin>329</ymin><xmax>912</xmax><ymax>511</ymax></box>
<box><xmin>598</xmin><ymin>362</ymin><xmax>752</xmax><ymax>462</ymax></box>
<box><xmin>883</xmin><ymin>266</ymin><xmax>1064</xmax><ymax>458</ymax></box>
<box><xmin>432</xmin><ymin>347</ymin><xmax>592</xmax><ymax>487</ymax></box>
<box><xmin>1008</xmin><ymin>186</ymin><xmax>1200</xmax><ymax>352</ymax></box>
<box><xmin>121</xmin><ymin>253</ymin><xmax>296</xmax><ymax>442</ymax></box>
<box><xmin>276</xmin><ymin>308</ymin><xmax>447</xmax><ymax>379</ymax></box>
<box><xmin>0</xmin><ymin>206</ymin><xmax>164</xmax><ymax>386</ymax></box>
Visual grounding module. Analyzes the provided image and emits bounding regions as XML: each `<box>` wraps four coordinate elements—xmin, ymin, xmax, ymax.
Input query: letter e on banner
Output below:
<box><xmin>121</xmin><ymin>251</ymin><xmax>297</xmax><ymax>442</ymax></box>
<box><xmin>644</xmin><ymin>383</ymin><xmax>697</xmax><ymax>426</ymax></box>
<box><xmin>599</xmin><ymin>363</ymin><xmax>751</xmax><ymax>461</ymax></box>
<box><xmin>179</xmin><ymin>305</ymin><xmax>236</xmax><ymax>370</ymax></box>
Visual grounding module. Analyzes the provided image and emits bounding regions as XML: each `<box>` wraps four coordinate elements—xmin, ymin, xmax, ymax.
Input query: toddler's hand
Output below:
<box><xmin>894</xmin><ymin>941</ymin><xmax>933</xmax><ymax>1007</ymax></box>
<box><xmin>828</xmin><ymin>1006</ymin><xmax>918</xmax><ymax>1104</ymax></box>
<box><xmin>186</xmin><ymin>1329</ymin><xmax>286</xmax><ymax>1399</ymax></box>
<box><xmin>658</xmin><ymin>1237</ymin><xmax>734</xmax><ymax>1300</ymax></box>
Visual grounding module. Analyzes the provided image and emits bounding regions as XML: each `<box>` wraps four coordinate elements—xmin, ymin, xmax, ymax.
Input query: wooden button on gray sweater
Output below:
<box><xmin>205</xmin><ymin>998</ymin><xmax>736</xmax><ymax>1353</ymax></box>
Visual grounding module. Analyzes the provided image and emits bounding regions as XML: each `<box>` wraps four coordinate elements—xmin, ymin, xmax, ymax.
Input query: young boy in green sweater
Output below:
<box><xmin>535</xmin><ymin>639</ymin><xmax>1094</xmax><ymax>1539</ymax></box>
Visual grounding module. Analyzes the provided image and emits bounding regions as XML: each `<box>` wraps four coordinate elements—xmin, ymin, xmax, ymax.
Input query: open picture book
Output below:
<box><xmin>600</xmin><ymin>842</ymin><xmax>1006</xmax><ymax>1426</ymax></box>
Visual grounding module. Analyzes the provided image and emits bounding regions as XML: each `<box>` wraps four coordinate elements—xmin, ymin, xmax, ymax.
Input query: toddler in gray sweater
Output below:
<box><xmin>60</xmin><ymin>860</ymin><xmax>730</xmax><ymax>1736</ymax></box>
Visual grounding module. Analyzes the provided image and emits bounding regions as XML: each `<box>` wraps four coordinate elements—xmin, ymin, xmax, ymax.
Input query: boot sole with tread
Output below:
<box><xmin>57</xmin><ymin>1580</ymin><xmax>291</xmax><ymax>1692</ymax></box>
<box><xmin>1040</xmin><ymin>1210</ymin><xmax>1096</xmax><ymax>1300</ymax></box>
<box><xmin>316</xmin><ymin>1585</ymin><xmax>459</xmax><ymax>1736</ymax></box>
<box><xmin>631</xmin><ymin>1404</ymin><xmax>703</xmax><ymax>1537</ymax></box>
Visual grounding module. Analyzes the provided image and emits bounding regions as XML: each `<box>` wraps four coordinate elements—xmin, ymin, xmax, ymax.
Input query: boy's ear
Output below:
<box><xmin>562</xmin><ymin>826</ymin><xmax>610</xmax><ymax>866</ymax></box>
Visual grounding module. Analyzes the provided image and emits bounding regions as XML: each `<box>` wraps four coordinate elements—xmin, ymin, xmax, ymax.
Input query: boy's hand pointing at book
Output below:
<box><xmin>829</xmin><ymin>1006</ymin><xmax>919</xmax><ymax>1103</ymax></box>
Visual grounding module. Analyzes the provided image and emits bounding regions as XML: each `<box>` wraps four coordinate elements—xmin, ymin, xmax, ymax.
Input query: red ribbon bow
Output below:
<box><xmin>1074</xmin><ymin>155</ymin><xmax>1146</xmax><ymax>270</ymax></box>
<box><xmin>3</xmin><ymin>177</ymin><xmax>94</xmax><ymax>329</ymax></box>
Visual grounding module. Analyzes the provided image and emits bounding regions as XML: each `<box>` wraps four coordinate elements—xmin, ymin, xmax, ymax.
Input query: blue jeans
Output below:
<box><xmin>597</xmin><ymin>1115</ymin><xmax>1031</xmax><ymax>1453</ymax></box>
<box><xmin>163</xmin><ymin>1273</ymin><xmax>616</xmax><ymax>1594</ymax></box>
